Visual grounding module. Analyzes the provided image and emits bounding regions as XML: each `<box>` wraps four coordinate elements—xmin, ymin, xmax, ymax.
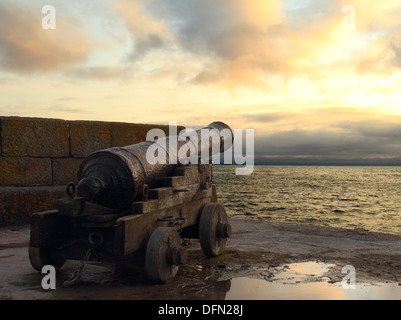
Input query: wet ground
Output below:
<box><xmin>1</xmin><ymin>217</ymin><xmax>401</xmax><ymax>300</ymax></box>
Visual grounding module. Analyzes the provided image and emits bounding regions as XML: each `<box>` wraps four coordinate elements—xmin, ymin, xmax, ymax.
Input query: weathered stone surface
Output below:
<box><xmin>143</xmin><ymin>124</ymin><xmax>182</xmax><ymax>141</ymax></box>
<box><xmin>110</xmin><ymin>122</ymin><xmax>173</xmax><ymax>147</ymax></box>
<box><xmin>111</xmin><ymin>122</ymin><xmax>147</xmax><ymax>147</ymax></box>
<box><xmin>69</xmin><ymin>120</ymin><xmax>112</xmax><ymax>157</ymax></box>
<box><xmin>0</xmin><ymin>116</ymin><xmax>69</xmax><ymax>157</ymax></box>
<box><xmin>0</xmin><ymin>120</ymin><xmax>2</xmax><ymax>156</ymax></box>
<box><xmin>52</xmin><ymin>158</ymin><xmax>83</xmax><ymax>185</ymax></box>
<box><xmin>0</xmin><ymin>157</ymin><xmax>52</xmax><ymax>186</ymax></box>
<box><xmin>0</xmin><ymin>186</ymin><xmax>65</xmax><ymax>226</ymax></box>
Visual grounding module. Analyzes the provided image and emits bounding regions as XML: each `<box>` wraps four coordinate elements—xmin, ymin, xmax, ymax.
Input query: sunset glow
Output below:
<box><xmin>1</xmin><ymin>0</ymin><xmax>401</xmax><ymax>164</ymax></box>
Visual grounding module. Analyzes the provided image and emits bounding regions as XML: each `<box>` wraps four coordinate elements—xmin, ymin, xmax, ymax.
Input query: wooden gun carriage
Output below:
<box><xmin>29</xmin><ymin>122</ymin><xmax>232</xmax><ymax>283</ymax></box>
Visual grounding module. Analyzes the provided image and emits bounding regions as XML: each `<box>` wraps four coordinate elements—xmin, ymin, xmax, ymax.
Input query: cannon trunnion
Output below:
<box><xmin>29</xmin><ymin>122</ymin><xmax>232</xmax><ymax>283</ymax></box>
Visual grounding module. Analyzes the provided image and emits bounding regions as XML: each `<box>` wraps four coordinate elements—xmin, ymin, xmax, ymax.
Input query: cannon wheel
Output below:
<box><xmin>145</xmin><ymin>227</ymin><xmax>187</xmax><ymax>283</ymax></box>
<box><xmin>199</xmin><ymin>203</ymin><xmax>231</xmax><ymax>257</ymax></box>
<box><xmin>28</xmin><ymin>246</ymin><xmax>66</xmax><ymax>272</ymax></box>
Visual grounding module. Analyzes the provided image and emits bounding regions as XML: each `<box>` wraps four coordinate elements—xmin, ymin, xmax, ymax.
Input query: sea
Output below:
<box><xmin>213</xmin><ymin>165</ymin><xmax>401</xmax><ymax>236</ymax></box>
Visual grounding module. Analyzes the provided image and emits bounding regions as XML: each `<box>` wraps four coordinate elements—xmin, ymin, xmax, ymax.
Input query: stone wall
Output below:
<box><xmin>0</xmin><ymin>116</ymin><xmax>172</xmax><ymax>226</ymax></box>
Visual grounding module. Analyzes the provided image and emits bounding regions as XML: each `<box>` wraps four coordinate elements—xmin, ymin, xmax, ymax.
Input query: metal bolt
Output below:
<box><xmin>169</xmin><ymin>246</ymin><xmax>188</xmax><ymax>266</ymax></box>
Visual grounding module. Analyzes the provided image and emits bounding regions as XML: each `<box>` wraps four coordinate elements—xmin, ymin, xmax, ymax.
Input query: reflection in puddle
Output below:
<box><xmin>269</xmin><ymin>261</ymin><xmax>335</xmax><ymax>284</ymax></box>
<box><xmin>226</xmin><ymin>278</ymin><xmax>401</xmax><ymax>300</ymax></box>
<box><xmin>224</xmin><ymin>261</ymin><xmax>401</xmax><ymax>300</ymax></box>
<box><xmin>49</xmin><ymin>260</ymin><xmax>400</xmax><ymax>300</ymax></box>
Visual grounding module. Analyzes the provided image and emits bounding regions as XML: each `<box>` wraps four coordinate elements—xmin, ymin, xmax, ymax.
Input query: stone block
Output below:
<box><xmin>110</xmin><ymin>122</ymin><xmax>147</xmax><ymax>147</ymax></box>
<box><xmin>111</xmin><ymin>122</ymin><xmax>179</xmax><ymax>147</ymax></box>
<box><xmin>0</xmin><ymin>116</ymin><xmax>69</xmax><ymax>157</ymax></box>
<box><xmin>0</xmin><ymin>186</ymin><xmax>66</xmax><ymax>226</ymax></box>
<box><xmin>144</xmin><ymin>124</ymin><xmax>183</xmax><ymax>139</ymax></box>
<box><xmin>0</xmin><ymin>157</ymin><xmax>52</xmax><ymax>186</ymax></box>
<box><xmin>52</xmin><ymin>158</ymin><xmax>83</xmax><ymax>185</ymax></box>
<box><xmin>69</xmin><ymin>120</ymin><xmax>112</xmax><ymax>158</ymax></box>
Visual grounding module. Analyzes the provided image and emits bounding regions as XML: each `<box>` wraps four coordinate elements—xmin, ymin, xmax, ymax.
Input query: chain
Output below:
<box><xmin>63</xmin><ymin>232</ymin><xmax>103</xmax><ymax>288</ymax></box>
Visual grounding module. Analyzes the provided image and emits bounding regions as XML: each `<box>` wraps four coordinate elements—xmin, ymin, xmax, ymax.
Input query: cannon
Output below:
<box><xmin>29</xmin><ymin>122</ymin><xmax>233</xmax><ymax>283</ymax></box>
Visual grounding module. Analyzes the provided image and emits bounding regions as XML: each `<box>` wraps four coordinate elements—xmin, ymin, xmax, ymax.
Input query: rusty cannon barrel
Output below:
<box><xmin>76</xmin><ymin>121</ymin><xmax>233</xmax><ymax>209</ymax></box>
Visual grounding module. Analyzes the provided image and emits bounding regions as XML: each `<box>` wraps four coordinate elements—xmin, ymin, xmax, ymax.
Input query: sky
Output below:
<box><xmin>1</xmin><ymin>0</ymin><xmax>401</xmax><ymax>165</ymax></box>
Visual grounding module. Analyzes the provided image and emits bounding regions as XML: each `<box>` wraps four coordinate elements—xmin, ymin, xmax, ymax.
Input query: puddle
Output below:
<box><xmin>224</xmin><ymin>261</ymin><xmax>401</xmax><ymax>300</ymax></box>
<box><xmin>226</xmin><ymin>278</ymin><xmax>401</xmax><ymax>300</ymax></box>
<box><xmin>8</xmin><ymin>256</ymin><xmax>400</xmax><ymax>300</ymax></box>
<box><xmin>268</xmin><ymin>261</ymin><xmax>335</xmax><ymax>284</ymax></box>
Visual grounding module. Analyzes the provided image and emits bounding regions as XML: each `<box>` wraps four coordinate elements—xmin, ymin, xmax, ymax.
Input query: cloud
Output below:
<box><xmin>251</xmin><ymin>107</ymin><xmax>401</xmax><ymax>164</ymax></box>
<box><xmin>243</xmin><ymin>113</ymin><xmax>287</xmax><ymax>123</ymax></box>
<box><xmin>3</xmin><ymin>0</ymin><xmax>398</xmax><ymax>91</ymax></box>
<box><xmin>0</xmin><ymin>2</ymin><xmax>96</xmax><ymax>73</ymax></box>
<box><xmin>391</xmin><ymin>41</ymin><xmax>401</xmax><ymax>68</ymax></box>
<box><xmin>114</xmin><ymin>0</ymin><xmax>173</xmax><ymax>61</ymax></box>
<box><xmin>158</xmin><ymin>104</ymin><xmax>401</xmax><ymax>165</ymax></box>
<box><xmin>2</xmin><ymin>0</ymin><xmax>400</xmax><ymax>93</ymax></box>
<box><xmin>67</xmin><ymin>66</ymin><xmax>133</xmax><ymax>81</ymax></box>
<box><xmin>132</xmin><ymin>0</ymin><xmax>291</xmax><ymax>88</ymax></box>
<box><xmin>126</xmin><ymin>0</ymin><xmax>401</xmax><ymax>93</ymax></box>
